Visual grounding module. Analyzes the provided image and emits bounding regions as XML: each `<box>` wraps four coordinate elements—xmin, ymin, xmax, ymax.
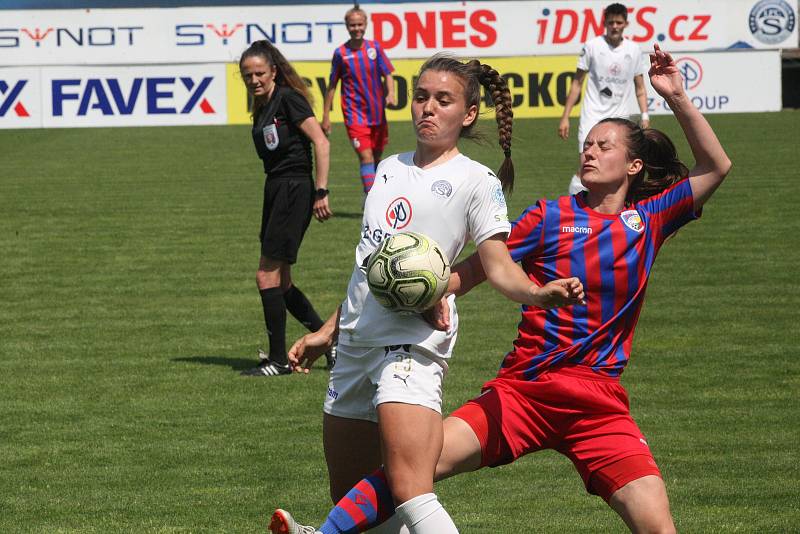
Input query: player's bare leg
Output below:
<box><xmin>378</xmin><ymin>402</ymin><xmax>458</xmax><ymax>533</ymax></box>
<box><xmin>324</xmin><ymin>413</ymin><xmax>383</xmax><ymax>501</ymax></box>
<box><xmin>608</xmin><ymin>475</ymin><xmax>676</xmax><ymax>534</ymax></box>
<box><xmin>434</xmin><ymin>416</ymin><xmax>483</xmax><ymax>482</ymax></box>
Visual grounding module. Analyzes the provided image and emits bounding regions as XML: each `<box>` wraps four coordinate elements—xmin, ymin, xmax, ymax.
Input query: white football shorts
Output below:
<box><xmin>323</xmin><ymin>343</ymin><xmax>449</xmax><ymax>422</ymax></box>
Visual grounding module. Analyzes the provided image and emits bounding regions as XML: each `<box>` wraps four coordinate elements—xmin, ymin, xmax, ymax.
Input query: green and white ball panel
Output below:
<box><xmin>383</xmin><ymin>231</ymin><xmax>424</xmax><ymax>254</ymax></box>
<box><xmin>366</xmin><ymin>232</ymin><xmax>451</xmax><ymax>313</ymax></box>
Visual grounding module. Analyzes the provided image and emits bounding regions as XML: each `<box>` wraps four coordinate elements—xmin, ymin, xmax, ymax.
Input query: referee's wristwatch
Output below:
<box><xmin>315</xmin><ymin>188</ymin><xmax>329</xmax><ymax>199</ymax></box>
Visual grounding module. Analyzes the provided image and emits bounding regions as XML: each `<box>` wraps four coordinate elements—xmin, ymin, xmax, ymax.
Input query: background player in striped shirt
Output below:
<box><xmin>321</xmin><ymin>4</ymin><xmax>396</xmax><ymax>195</ymax></box>
<box><xmin>269</xmin><ymin>45</ymin><xmax>731</xmax><ymax>533</ymax></box>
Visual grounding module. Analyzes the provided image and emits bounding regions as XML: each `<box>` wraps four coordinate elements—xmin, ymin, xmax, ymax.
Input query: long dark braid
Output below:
<box><xmin>474</xmin><ymin>61</ymin><xmax>514</xmax><ymax>193</ymax></box>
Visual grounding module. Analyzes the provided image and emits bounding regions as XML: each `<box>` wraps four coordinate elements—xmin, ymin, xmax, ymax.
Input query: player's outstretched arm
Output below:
<box><xmin>288</xmin><ymin>306</ymin><xmax>341</xmax><ymax>373</ymax></box>
<box><xmin>476</xmin><ymin>236</ymin><xmax>584</xmax><ymax>309</ymax></box>
<box><xmin>558</xmin><ymin>69</ymin><xmax>586</xmax><ymax>140</ymax></box>
<box><xmin>649</xmin><ymin>44</ymin><xmax>731</xmax><ymax>210</ymax></box>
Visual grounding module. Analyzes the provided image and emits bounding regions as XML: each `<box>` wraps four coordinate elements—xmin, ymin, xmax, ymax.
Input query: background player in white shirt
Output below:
<box><xmin>270</xmin><ymin>55</ymin><xmax>583</xmax><ymax>534</ymax></box>
<box><xmin>559</xmin><ymin>3</ymin><xmax>650</xmax><ymax>195</ymax></box>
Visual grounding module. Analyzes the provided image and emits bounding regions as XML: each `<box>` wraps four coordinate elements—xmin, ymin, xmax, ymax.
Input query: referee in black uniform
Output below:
<box><xmin>239</xmin><ymin>40</ymin><xmax>333</xmax><ymax>376</ymax></box>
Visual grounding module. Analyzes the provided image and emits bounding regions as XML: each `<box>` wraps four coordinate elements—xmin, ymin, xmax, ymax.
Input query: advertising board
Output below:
<box><xmin>0</xmin><ymin>1</ymin><xmax>795</xmax><ymax>65</ymax></box>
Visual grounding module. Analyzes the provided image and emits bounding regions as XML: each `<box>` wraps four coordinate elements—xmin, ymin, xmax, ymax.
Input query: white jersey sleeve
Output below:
<box><xmin>576</xmin><ymin>41</ymin><xmax>592</xmax><ymax>72</ymax></box>
<box><xmin>466</xmin><ymin>166</ymin><xmax>510</xmax><ymax>245</ymax></box>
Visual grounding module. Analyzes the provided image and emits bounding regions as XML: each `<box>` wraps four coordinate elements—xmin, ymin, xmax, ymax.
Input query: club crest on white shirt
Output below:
<box><xmin>262</xmin><ymin>123</ymin><xmax>279</xmax><ymax>151</ymax></box>
<box><xmin>621</xmin><ymin>209</ymin><xmax>644</xmax><ymax>233</ymax></box>
<box><xmin>385</xmin><ymin>197</ymin><xmax>413</xmax><ymax>230</ymax></box>
<box><xmin>491</xmin><ymin>182</ymin><xmax>506</xmax><ymax>207</ymax></box>
<box><xmin>431</xmin><ymin>180</ymin><xmax>453</xmax><ymax>198</ymax></box>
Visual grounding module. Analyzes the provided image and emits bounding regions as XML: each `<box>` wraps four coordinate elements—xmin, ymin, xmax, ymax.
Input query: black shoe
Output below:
<box><xmin>241</xmin><ymin>359</ymin><xmax>292</xmax><ymax>377</ymax></box>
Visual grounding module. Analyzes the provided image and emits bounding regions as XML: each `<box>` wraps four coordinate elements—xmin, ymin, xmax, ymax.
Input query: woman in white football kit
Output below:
<box><xmin>559</xmin><ymin>3</ymin><xmax>650</xmax><ymax>194</ymax></box>
<box><xmin>275</xmin><ymin>55</ymin><xmax>583</xmax><ymax>534</ymax></box>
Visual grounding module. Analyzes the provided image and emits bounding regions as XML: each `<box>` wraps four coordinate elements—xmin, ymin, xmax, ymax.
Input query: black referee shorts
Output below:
<box><xmin>259</xmin><ymin>176</ymin><xmax>314</xmax><ymax>264</ymax></box>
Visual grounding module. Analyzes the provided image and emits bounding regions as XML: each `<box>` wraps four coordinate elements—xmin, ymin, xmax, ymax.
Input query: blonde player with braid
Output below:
<box><xmin>268</xmin><ymin>54</ymin><xmax>584</xmax><ymax>534</ymax></box>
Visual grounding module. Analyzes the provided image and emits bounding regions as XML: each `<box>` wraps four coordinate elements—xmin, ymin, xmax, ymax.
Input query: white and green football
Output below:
<box><xmin>366</xmin><ymin>232</ymin><xmax>451</xmax><ymax>313</ymax></box>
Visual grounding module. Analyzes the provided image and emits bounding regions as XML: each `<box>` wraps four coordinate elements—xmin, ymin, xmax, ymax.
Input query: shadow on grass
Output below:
<box><xmin>171</xmin><ymin>356</ymin><xmax>257</xmax><ymax>371</ymax></box>
<box><xmin>332</xmin><ymin>211</ymin><xmax>363</xmax><ymax>219</ymax></box>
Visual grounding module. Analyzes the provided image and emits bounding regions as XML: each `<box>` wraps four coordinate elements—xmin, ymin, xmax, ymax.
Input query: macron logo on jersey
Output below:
<box><xmin>562</xmin><ymin>225</ymin><xmax>592</xmax><ymax>234</ymax></box>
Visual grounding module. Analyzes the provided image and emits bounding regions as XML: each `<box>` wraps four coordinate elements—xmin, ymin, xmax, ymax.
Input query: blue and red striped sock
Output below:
<box><xmin>319</xmin><ymin>468</ymin><xmax>395</xmax><ymax>534</ymax></box>
<box><xmin>360</xmin><ymin>162</ymin><xmax>376</xmax><ymax>193</ymax></box>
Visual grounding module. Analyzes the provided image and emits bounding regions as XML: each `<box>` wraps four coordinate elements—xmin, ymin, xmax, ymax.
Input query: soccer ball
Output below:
<box><xmin>366</xmin><ymin>232</ymin><xmax>451</xmax><ymax>313</ymax></box>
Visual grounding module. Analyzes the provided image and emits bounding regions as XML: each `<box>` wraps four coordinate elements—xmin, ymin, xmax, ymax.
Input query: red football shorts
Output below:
<box><xmin>450</xmin><ymin>366</ymin><xmax>662</xmax><ymax>502</ymax></box>
<box><xmin>346</xmin><ymin>122</ymin><xmax>388</xmax><ymax>153</ymax></box>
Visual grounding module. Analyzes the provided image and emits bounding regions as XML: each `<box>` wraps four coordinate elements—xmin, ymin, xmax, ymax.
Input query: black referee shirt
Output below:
<box><xmin>251</xmin><ymin>85</ymin><xmax>314</xmax><ymax>178</ymax></box>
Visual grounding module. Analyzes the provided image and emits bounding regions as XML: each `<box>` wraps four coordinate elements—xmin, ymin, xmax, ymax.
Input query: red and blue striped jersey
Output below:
<box><xmin>500</xmin><ymin>179</ymin><xmax>698</xmax><ymax>381</ymax></box>
<box><xmin>329</xmin><ymin>40</ymin><xmax>394</xmax><ymax>127</ymax></box>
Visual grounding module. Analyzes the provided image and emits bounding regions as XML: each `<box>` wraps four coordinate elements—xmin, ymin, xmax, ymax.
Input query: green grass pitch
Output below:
<box><xmin>1</xmin><ymin>111</ymin><xmax>799</xmax><ymax>532</ymax></box>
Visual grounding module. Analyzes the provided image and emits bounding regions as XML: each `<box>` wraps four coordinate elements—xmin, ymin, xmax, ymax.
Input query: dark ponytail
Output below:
<box><xmin>417</xmin><ymin>54</ymin><xmax>515</xmax><ymax>193</ymax></box>
<box><xmin>239</xmin><ymin>40</ymin><xmax>313</xmax><ymax>122</ymax></box>
<box><xmin>598</xmin><ymin>118</ymin><xmax>689</xmax><ymax>204</ymax></box>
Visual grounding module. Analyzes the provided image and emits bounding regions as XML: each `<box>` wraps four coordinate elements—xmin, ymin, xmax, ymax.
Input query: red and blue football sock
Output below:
<box><xmin>319</xmin><ymin>468</ymin><xmax>395</xmax><ymax>534</ymax></box>
<box><xmin>360</xmin><ymin>162</ymin><xmax>376</xmax><ymax>193</ymax></box>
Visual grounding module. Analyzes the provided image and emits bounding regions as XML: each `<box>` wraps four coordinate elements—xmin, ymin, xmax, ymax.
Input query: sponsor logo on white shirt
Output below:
<box><xmin>385</xmin><ymin>197</ymin><xmax>413</xmax><ymax>229</ymax></box>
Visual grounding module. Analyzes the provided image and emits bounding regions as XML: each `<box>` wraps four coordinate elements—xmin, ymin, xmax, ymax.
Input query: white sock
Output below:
<box><xmin>366</xmin><ymin>514</ymin><xmax>410</xmax><ymax>534</ymax></box>
<box><xmin>568</xmin><ymin>174</ymin><xmax>586</xmax><ymax>195</ymax></box>
<box><xmin>395</xmin><ymin>493</ymin><xmax>458</xmax><ymax>534</ymax></box>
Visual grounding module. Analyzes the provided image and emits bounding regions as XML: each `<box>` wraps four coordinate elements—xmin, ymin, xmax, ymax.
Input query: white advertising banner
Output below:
<box><xmin>643</xmin><ymin>50</ymin><xmax>782</xmax><ymax>114</ymax></box>
<box><xmin>0</xmin><ymin>68</ymin><xmax>42</xmax><ymax>129</ymax></box>
<box><xmin>0</xmin><ymin>64</ymin><xmax>228</xmax><ymax>128</ymax></box>
<box><xmin>0</xmin><ymin>0</ymin><xmax>796</xmax><ymax>66</ymax></box>
<box><xmin>0</xmin><ymin>49</ymin><xmax>781</xmax><ymax>129</ymax></box>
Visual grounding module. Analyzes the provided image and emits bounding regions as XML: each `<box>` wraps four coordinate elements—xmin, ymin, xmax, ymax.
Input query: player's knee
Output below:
<box><xmin>385</xmin><ymin>470</ymin><xmax>432</xmax><ymax>504</ymax></box>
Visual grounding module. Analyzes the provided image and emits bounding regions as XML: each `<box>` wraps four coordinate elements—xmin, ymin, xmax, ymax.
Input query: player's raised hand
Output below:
<box><xmin>649</xmin><ymin>44</ymin><xmax>684</xmax><ymax>101</ymax></box>
<box><xmin>288</xmin><ymin>330</ymin><xmax>332</xmax><ymax>373</ymax></box>
<box><xmin>530</xmin><ymin>277</ymin><xmax>585</xmax><ymax>309</ymax></box>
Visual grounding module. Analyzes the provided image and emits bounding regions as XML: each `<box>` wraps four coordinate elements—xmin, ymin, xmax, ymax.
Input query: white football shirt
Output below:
<box><xmin>338</xmin><ymin>152</ymin><xmax>511</xmax><ymax>358</ymax></box>
<box><xmin>576</xmin><ymin>36</ymin><xmax>647</xmax><ymax>150</ymax></box>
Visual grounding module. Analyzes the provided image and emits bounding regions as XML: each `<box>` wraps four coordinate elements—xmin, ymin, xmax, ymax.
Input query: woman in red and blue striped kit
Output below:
<box><xmin>321</xmin><ymin>4</ymin><xmax>396</xmax><ymax>195</ymax></box>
